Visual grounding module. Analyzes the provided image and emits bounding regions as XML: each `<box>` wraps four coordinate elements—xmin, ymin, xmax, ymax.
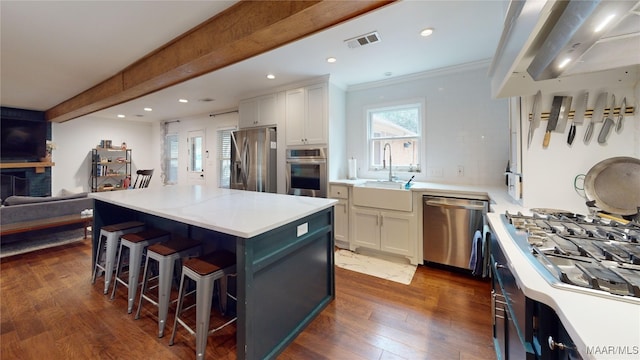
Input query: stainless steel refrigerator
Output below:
<box><xmin>230</xmin><ymin>127</ymin><xmax>277</xmax><ymax>193</ymax></box>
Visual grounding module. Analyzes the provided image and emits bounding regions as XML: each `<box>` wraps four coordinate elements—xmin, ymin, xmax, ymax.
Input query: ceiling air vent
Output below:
<box><xmin>345</xmin><ymin>31</ymin><xmax>381</xmax><ymax>49</ymax></box>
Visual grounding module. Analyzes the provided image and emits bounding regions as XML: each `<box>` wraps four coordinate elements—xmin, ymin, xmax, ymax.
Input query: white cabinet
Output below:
<box><xmin>238</xmin><ymin>93</ymin><xmax>278</xmax><ymax>128</ymax></box>
<box><xmin>285</xmin><ymin>83</ymin><xmax>327</xmax><ymax>145</ymax></box>
<box><xmin>329</xmin><ymin>184</ymin><xmax>349</xmax><ymax>248</ymax></box>
<box><xmin>351</xmin><ymin>207</ymin><xmax>415</xmax><ymax>257</ymax></box>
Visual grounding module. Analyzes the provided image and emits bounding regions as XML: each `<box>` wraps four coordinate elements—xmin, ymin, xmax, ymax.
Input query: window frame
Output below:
<box><xmin>366</xmin><ymin>99</ymin><xmax>424</xmax><ymax>174</ymax></box>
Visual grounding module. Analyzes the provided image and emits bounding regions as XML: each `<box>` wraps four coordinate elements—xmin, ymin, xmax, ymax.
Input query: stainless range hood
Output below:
<box><xmin>527</xmin><ymin>0</ymin><xmax>640</xmax><ymax>81</ymax></box>
<box><xmin>489</xmin><ymin>0</ymin><xmax>640</xmax><ymax>98</ymax></box>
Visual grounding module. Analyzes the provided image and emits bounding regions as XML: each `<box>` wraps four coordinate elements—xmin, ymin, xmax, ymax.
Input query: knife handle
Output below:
<box><xmin>567</xmin><ymin>123</ymin><xmax>576</xmax><ymax>145</ymax></box>
<box><xmin>543</xmin><ymin>131</ymin><xmax>551</xmax><ymax>148</ymax></box>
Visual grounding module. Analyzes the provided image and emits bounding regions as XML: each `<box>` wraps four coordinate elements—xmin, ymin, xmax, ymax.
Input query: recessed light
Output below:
<box><xmin>178</xmin><ymin>99</ymin><xmax>188</xmax><ymax>103</ymax></box>
<box><xmin>558</xmin><ymin>58</ymin><xmax>572</xmax><ymax>69</ymax></box>
<box><xmin>266</xmin><ymin>74</ymin><xmax>275</xmax><ymax>80</ymax></box>
<box><xmin>420</xmin><ymin>28</ymin><xmax>434</xmax><ymax>37</ymax></box>
<box><xmin>117</xmin><ymin>114</ymin><xmax>125</xmax><ymax>118</ymax></box>
<box><xmin>594</xmin><ymin>14</ymin><xmax>615</xmax><ymax>33</ymax></box>
<box><xmin>144</xmin><ymin>107</ymin><xmax>152</xmax><ymax>112</ymax></box>
<box><xmin>326</xmin><ymin>57</ymin><xmax>337</xmax><ymax>63</ymax></box>
<box><xmin>384</xmin><ymin>72</ymin><xmax>392</xmax><ymax>77</ymax></box>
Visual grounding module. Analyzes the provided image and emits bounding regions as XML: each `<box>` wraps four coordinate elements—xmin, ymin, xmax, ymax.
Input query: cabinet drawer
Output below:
<box><xmin>329</xmin><ymin>185</ymin><xmax>348</xmax><ymax>199</ymax></box>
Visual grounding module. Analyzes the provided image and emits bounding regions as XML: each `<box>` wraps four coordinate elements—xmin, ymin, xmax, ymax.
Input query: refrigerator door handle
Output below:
<box><xmin>241</xmin><ymin>137</ymin><xmax>250</xmax><ymax>189</ymax></box>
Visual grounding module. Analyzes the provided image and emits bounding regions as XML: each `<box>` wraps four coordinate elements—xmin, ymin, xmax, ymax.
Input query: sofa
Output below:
<box><xmin>0</xmin><ymin>192</ymin><xmax>94</xmax><ymax>244</ymax></box>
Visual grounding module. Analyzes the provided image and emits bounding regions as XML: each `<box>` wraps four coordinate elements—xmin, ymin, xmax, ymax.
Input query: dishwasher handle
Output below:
<box><xmin>424</xmin><ymin>198</ymin><xmax>486</xmax><ymax>211</ymax></box>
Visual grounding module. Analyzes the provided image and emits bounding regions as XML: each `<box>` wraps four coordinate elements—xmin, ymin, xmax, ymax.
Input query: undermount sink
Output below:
<box><xmin>362</xmin><ymin>180</ymin><xmax>406</xmax><ymax>189</ymax></box>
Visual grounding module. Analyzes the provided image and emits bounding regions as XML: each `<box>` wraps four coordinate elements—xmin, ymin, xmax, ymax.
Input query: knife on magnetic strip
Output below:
<box><xmin>584</xmin><ymin>92</ymin><xmax>607</xmax><ymax>145</ymax></box>
<box><xmin>568</xmin><ymin>91</ymin><xmax>588</xmax><ymax>145</ymax></box>
<box><xmin>543</xmin><ymin>96</ymin><xmax>563</xmax><ymax>148</ymax></box>
<box><xmin>527</xmin><ymin>90</ymin><xmax>542</xmax><ymax>149</ymax></box>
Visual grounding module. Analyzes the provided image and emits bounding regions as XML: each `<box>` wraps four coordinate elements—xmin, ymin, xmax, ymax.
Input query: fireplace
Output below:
<box><xmin>1</xmin><ymin>172</ymin><xmax>30</xmax><ymax>199</ymax></box>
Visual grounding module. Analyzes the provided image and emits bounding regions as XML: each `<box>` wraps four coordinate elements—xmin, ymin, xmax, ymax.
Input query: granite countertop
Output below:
<box><xmin>90</xmin><ymin>185</ymin><xmax>336</xmax><ymax>238</ymax></box>
<box><xmin>330</xmin><ymin>178</ymin><xmax>640</xmax><ymax>359</ymax></box>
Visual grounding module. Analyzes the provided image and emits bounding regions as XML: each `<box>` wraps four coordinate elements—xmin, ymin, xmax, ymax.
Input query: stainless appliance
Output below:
<box><xmin>504</xmin><ymin>210</ymin><xmax>640</xmax><ymax>301</ymax></box>
<box><xmin>230</xmin><ymin>127</ymin><xmax>277</xmax><ymax>193</ymax></box>
<box><xmin>423</xmin><ymin>196</ymin><xmax>488</xmax><ymax>270</ymax></box>
<box><xmin>286</xmin><ymin>147</ymin><xmax>326</xmax><ymax>197</ymax></box>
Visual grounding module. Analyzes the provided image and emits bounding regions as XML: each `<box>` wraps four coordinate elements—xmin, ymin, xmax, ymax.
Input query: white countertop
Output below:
<box><xmin>330</xmin><ymin>179</ymin><xmax>640</xmax><ymax>359</ymax></box>
<box><xmin>90</xmin><ymin>185</ymin><xmax>337</xmax><ymax>238</ymax></box>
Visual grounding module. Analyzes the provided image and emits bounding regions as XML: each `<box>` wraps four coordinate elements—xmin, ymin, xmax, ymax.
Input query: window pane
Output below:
<box><xmin>190</xmin><ymin>136</ymin><xmax>203</xmax><ymax>172</ymax></box>
<box><xmin>165</xmin><ymin>134</ymin><xmax>178</xmax><ymax>184</ymax></box>
<box><xmin>371</xmin><ymin>107</ymin><xmax>419</xmax><ymax>138</ymax></box>
<box><xmin>368</xmin><ymin>103</ymin><xmax>422</xmax><ymax>171</ymax></box>
<box><xmin>218</xmin><ymin>129</ymin><xmax>233</xmax><ymax>188</ymax></box>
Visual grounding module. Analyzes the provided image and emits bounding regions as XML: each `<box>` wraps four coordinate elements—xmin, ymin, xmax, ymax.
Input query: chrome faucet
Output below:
<box><xmin>383</xmin><ymin>143</ymin><xmax>394</xmax><ymax>181</ymax></box>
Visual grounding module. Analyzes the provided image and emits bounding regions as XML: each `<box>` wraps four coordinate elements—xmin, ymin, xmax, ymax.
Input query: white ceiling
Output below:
<box><xmin>1</xmin><ymin>0</ymin><xmax>507</xmax><ymax>123</ymax></box>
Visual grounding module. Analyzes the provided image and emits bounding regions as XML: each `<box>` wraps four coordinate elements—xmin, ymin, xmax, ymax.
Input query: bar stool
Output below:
<box><xmin>91</xmin><ymin>221</ymin><xmax>145</xmax><ymax>294</ymax></box>
<box><xmin>169</xmin><ymin>250</ymin><xmax>237</xmax><ymax>360</ymax></box>
<box><xmin>135</xmin><ymin>237</ymin><xmax>202</xmax><ymax>338</ymax></box>
<box><xmin>110</xmin><ymin>228</ymin><xmax>171</xmax><ymax>313</ymax></box>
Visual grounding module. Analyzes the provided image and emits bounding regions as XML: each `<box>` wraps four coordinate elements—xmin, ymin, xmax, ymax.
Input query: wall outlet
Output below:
<box><xmin>457</xmin><ymin>165</ymin><xmax>464</xmax><ymax>177</ymax></box>
<box><xmin>428</xmin><ymin>167</ymin><xmax>444</xmax><ymax>177</ymax></box>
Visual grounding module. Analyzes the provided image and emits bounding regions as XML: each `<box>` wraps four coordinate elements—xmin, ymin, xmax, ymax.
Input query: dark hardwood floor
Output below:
<box><xmin>1</xmin><ymin>238</ymin><xmax>495</xmax><ymax>359</ymax></box>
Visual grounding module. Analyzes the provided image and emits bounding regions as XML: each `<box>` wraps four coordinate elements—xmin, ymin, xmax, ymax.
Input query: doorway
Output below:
<box><xmin>187</xmin><ymin>130</ymin><xmax>205</xmax><ymax>185</ymax></box>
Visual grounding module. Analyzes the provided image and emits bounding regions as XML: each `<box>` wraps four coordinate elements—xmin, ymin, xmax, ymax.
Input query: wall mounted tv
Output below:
<box><xmin>0</xmin><ymin>118</ymin><xmax>47</xmax><ymax>162</ymax></box>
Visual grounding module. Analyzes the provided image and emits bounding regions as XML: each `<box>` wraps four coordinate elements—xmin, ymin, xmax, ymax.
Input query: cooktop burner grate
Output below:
<box><xmin>505</xmin><ymin>211</ymin><xmax>640</xmax><ymax>299</ymax></box>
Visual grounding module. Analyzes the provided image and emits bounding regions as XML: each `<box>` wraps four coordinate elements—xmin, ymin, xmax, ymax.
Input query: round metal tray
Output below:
<box><xmin>584</xmin><ymin>157</ymin><xmax>640</xmax><ymax>215</ymax></box>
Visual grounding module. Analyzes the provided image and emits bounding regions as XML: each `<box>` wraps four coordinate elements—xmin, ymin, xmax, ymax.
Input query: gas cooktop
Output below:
<box><xmin>503</xmin><ymin>210</ymin><xmax>640</xmax><ymax>302</ymax></box>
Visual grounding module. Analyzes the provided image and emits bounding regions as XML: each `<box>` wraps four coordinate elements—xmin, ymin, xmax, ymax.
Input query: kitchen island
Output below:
<box><xmin>90</xmin><ymin>185</ymin><xmax>337</xmax><ymax>360</ymax></box>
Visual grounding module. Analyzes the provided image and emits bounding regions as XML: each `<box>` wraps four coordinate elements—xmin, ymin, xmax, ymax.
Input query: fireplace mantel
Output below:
<box><xmin>0</xmin><ymin>162</ymin><xmax>55</xmax><ymax>174</ymax></box>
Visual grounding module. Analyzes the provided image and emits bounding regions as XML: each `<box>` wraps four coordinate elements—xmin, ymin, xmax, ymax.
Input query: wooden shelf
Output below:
<box><xmin>0</xmin><ymin>161</ymin><xmax>55</xmax><ymax>173</ymax></box>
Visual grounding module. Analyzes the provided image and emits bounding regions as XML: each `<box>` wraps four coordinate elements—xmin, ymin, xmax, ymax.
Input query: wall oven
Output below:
<box><xmin>286</xmin><ymin>148</ymin><xmax>327</xmax><ymax>198</ymax></box>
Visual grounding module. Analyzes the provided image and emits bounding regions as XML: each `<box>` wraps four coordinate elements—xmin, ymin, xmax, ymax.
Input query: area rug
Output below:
<box><xmin>334</xmin><ymin>249</ymin><xmax>417</xmax><ymax>285</ymax></box>
<box><xmin>0</xmin><ymin>228</ymin><xmax>90</xmax><ymax>259</ymax></box>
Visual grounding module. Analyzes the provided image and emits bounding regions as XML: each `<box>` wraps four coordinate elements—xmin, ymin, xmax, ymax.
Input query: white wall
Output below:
<box><xmin>52</xmin><ymin>117</ymin><xmax>155</xmax><ymax>195</ymax></box>
<box><xmin>521</xmin><ymin>82</ymin><xmax>640</xmax><ymax>213</ymax></box>
<box><xmin>156</xmin><ymin>111</ymin><xmax>239</xmax><ymax>188</ymax></box>
<box><xmin>345</xmin><ymin>62</ymin><xmax>509</xmax><ymax>186</ymax></box>
<box><xmin>52</xmin><ymin>111</ymin><xmax>240</xmax><ymax>195</ymax></box>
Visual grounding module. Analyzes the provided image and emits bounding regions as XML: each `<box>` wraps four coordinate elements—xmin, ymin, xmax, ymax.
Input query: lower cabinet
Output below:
<box><xmin>490</xmin><ymin>231</ymin><xmax>583</xmax><ymax>360</ymax></box>
<box><xmin>351</xmin><ymin>207</ymin><xmax>414</xmax><ymax>257</ymax></box>
<box><xmin>329</xmin><ymin>184</ymin><xmax>349</xmax><ymax>248</ymax></box>
<box><xmin>333</xmin><ymin>198</ymin><xmax>349</xmax><ymax>245</ymax></box>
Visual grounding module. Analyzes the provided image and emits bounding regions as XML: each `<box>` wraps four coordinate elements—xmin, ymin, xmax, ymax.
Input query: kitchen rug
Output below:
<box><xmin>334</xmin><ymin>249</ymin><xmax>417</xmax><ymax>285</ymax></box>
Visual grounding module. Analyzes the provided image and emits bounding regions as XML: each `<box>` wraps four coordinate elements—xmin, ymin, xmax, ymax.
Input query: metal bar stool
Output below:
<box><xmin>135</xmin><ymin>237</ymin><xmax>201</xmax><ymax>338</ymax></box>
<box><xmin>91</xmin><ymin>221</ymin><xmax>145</xmax><ymax>294</ymax></box>
<box><xmin>110</xmin><ymin>228</ymin><xmax>171</xmax><ymax>313</ymax></box>
<box><xmin>169</xmin><ymin>250</ymin><xmax>237</xmax><ymax>360</ymax></box>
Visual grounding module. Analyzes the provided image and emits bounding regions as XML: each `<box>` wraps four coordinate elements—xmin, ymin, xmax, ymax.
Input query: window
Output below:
<box><xmin>217</xmin><ymin>128</ymin><xmax>233</xmax><ymax>188</ymax></box>
<box><xmin>368</xmin><ymin>101</ymin><xmax>422</xmax><ymax>173</ymax></box>
<box><xmin>165</xmin><ymin>134</ymin><xmax>178</xmax><ymax>184</ymax></box>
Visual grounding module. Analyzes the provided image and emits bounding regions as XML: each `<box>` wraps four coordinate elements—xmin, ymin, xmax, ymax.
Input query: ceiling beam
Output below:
<box><xmin>45</xmin><ymin>0</ymin><xmax>394</xmax><ymax>123</ymax></box>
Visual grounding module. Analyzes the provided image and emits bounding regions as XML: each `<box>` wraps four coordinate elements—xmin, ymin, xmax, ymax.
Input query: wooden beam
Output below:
<box><xmin>46</xmin><ymin>0</ymin><xmax>394</xmax><ymax>123</ymax></box>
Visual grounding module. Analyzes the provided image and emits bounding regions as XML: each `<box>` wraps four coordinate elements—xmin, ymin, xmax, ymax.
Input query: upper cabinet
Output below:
<box><xmin>285</xmin><ymin>83</ymin><xmax>327</xmax><ymax>146</ymax></box>
<box><xmin>238</xmin><ymin>93</ymin><xmax>280</xmax><ymax>129</ymax></box>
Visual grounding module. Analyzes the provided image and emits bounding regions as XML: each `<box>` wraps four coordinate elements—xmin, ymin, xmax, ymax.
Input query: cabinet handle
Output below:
<box><xmin>494</xmin><ymin>262</ymin><xmax>507</xmax><ymax>269</ymax></box>
<box><xmin>548</xmin><ymin>336</ymin><xmax>573</xmax><ymax>351</ymax></box>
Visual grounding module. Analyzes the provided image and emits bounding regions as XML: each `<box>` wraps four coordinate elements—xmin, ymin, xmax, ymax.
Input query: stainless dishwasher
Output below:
<box><xmin>423</xmin><ymin>196</ymin><xmax>487</xmax><ymax>270</ymax></box>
